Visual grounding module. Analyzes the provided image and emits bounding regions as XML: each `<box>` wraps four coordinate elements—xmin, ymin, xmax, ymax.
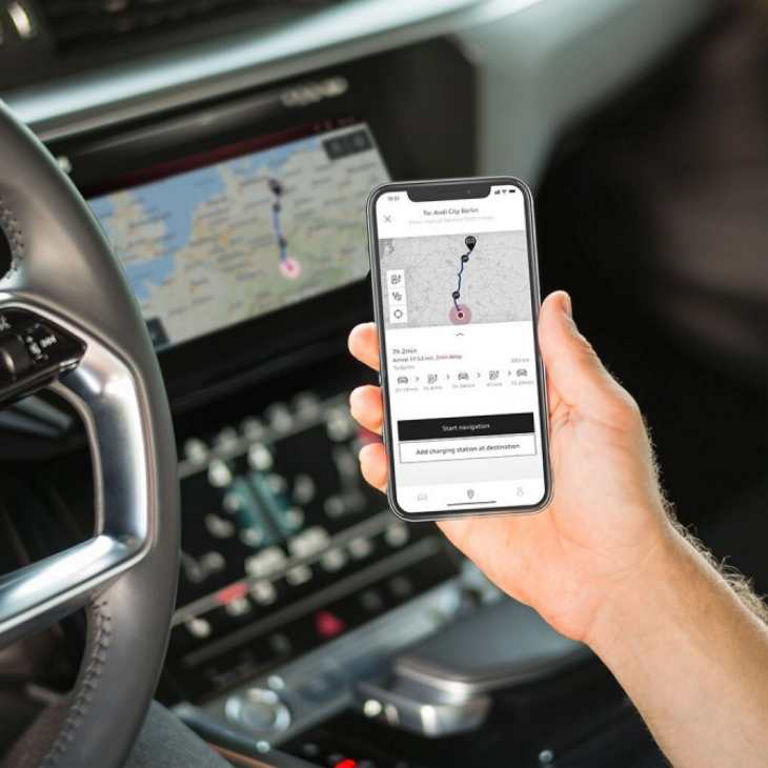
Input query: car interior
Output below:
<box><xmin>0</xmin><ymin>0</ymin><xmax>766</xmax><ymax>767</ymax></box>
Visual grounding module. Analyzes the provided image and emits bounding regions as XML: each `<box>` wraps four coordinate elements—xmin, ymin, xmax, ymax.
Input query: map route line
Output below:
<box><xmin>449</xmin><ymin>235</ymin><xmax>476</xmax><ymax>325</ymax></box>
<box><xmin>268</xmin><ymin>176</ymin><xmax>301</xmax><ymax>279</ymax></box>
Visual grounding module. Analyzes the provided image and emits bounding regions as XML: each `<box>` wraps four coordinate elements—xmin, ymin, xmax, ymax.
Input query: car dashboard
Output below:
<box><xmin>0</xmin><ymin>1</ymin><xmax>714</xmax><ymax>766</ymax></box>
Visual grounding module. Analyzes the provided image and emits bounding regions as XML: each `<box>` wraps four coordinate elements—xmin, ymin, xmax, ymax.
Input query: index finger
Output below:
<box><xmin>348</xmin><ymin>322</ymin><xmax>380</xmax><ymax>372</ymax></box>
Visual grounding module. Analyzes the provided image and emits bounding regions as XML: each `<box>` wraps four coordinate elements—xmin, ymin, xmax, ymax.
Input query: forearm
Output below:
<box><xmin>587</xmin><ymin>526</ymin><xmax>768</xmax><ymax>767</ymax></box>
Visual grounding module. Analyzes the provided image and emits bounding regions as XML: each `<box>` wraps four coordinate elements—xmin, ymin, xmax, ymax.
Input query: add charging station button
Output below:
<box><xmin>397</xmin><ymin>413</ymin><xmax>534</xmax><ymax>442</ymax></box>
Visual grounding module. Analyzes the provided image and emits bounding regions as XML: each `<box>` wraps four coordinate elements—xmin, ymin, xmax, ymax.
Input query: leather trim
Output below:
<box><xmin>41</xmin><ymin>600</ymin><xmax>112</xmax><ymax>767</ymax></box>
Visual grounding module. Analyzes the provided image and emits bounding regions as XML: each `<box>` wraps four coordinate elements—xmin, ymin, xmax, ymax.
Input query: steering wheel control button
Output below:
<box><xmin>0</xmin><ymin>309</ymin><xmax>84</xmax><ymax>407</ymax></box>
<box><xmin>0</xmin><ymin>333</ymin><xmax>32</xmax><ymax>379</ymax></box>
<box><xmin>23</xmin><ymin>324</ymin><xmax>67</xmax><ymax>363</ymax></box>
<box><xmin>225</xmin><ymin>688</ymin><xmax>291</xmax><ymax>733</ymax></box>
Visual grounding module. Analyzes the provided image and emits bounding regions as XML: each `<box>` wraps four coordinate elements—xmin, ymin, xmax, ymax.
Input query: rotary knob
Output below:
<box><xmin>225</xmin><ymin>688</ymin><xmax>291</xmax><ymax>733</ymax></box>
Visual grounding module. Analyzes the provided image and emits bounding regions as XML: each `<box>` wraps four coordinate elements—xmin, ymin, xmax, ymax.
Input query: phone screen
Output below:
<box><xmin>370</xmin><ymin>180</ymin><xmax>550</xmax><ymax>517</ymax></box>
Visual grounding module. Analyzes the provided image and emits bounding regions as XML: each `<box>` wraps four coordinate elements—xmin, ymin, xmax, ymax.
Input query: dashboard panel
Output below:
<box><xmin>168</xmin><ymin>389</ymin><xmax>458</xmax><ymax>704</ymax></box>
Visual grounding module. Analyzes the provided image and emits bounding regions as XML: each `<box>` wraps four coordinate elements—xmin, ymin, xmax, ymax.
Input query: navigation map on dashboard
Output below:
<box><xmin>88</xmin><ymin>123</ymin><xmax>389</xmax><ymax>348</ymax></box>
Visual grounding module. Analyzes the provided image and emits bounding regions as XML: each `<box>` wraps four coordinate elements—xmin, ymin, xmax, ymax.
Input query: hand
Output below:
<box><xmin>348</xmin><ymin>291</ymin><xmax>677</xmax><ymax>644</ymax></box>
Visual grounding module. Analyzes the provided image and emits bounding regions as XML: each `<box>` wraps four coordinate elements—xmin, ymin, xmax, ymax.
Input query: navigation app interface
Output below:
<box><xmin>375</xmin><ymin>184</ymin><xmax>547</xmax><ymax>513</ymax></box>
<box><xmin>89</xmin><ymin>123</ymin><xmax>389</xmax><ymax>348</ymax></box>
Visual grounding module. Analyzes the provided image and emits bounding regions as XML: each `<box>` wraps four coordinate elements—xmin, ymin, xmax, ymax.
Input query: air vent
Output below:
<box><xmin>36</xmin><ymin>0</ymin><xmax>330</xmax><ymax>53</ymax></box>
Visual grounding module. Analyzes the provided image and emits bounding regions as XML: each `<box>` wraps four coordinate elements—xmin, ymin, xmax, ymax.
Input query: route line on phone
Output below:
<box><xmin>449</xmin><ymin>235</ymin><xmax>476</xmax><ymax>324</ymax></box>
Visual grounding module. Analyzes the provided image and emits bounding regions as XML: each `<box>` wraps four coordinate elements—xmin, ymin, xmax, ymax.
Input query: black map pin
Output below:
<box><xmin>465</xmin><ymin>235</ymin><xmax>477</xmax><ymax>251</ymax></box>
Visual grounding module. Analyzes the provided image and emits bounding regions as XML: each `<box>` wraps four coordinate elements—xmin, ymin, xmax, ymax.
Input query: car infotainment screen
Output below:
<box><xmin>87</xmin><ymin>122</ymin><xmax>389</xmax><ymax>349</ymax></box>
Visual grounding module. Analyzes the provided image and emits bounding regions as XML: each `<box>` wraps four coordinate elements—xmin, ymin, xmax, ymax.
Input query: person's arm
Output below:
<box><xmin>347</xmin><ymin>291</ymin><xmax>768</xmax><ymax>768</ymax></box>
<box><xmin>588</xmin><ymin>530</ymin><xmax>768</xmax><ymax>767</ymax></box>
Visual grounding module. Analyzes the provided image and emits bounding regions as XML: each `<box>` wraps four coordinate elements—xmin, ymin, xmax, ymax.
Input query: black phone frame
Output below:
<box><xmin>367</xmin><ymin>177</ymin><xmax>553</xmax><ymax>521</ymax></box>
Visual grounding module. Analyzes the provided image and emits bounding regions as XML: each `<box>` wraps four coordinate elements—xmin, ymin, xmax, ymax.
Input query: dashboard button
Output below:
<box><xmin>388</xmin><ymin>575</ymin><xmax>413</xmax><ymax>600</ymax></box>
<box><xmin>265</xmin><ymin>403</ymin><xmax>293</xmax><ymax>433</ymax></box>
<box><xmin>241</xmin><ymin>417</ymin><xmax>266</xmax><ymax>441</ymax></box>
<box><xmin>208</xmin><ymin>459</ymin><xmax>233</xmax><ymax>488</ymax></box>
<box><xmin>292</xmin><ymin>473</ymin><xmax>316</xmax><ymax>504</ymax></box>
<box><xmin>320</xmin><ymin>548</ymin><xmax>347</xmax><ymax>573</ymax></box>
<box><xmin>224</xmin><ymin>596</ymin><xmax>252</xmax><ymax>618</ymax></box>
<box><xmin>301</xmin><ymin>743</ymin><xmax>320</xmax><ymax>759</ymax></box>
<box><xmin>250</xmin><ymin>580</ymin><xmax>277</xmax><ymax>606</ymax></box>
<box><xmin>348</xmin><ymin>537</ymin><xmax>373</xmax><ymax>560</ymax></box>
<box><xmin>324</xmin><ymin>495</ymin><xmax>345</xmax><ymax>518</ymax></box>
<box><xmin>359</xmin><ymin>590</ymin><xmax>384</xmax><ymax>613</ymax></box>
<box><xmin>225</xmin><ymin>688</ymin><xmax>291</xmax><ymax>733</ymax></box>
<box><xmin>314</xmin><ymin>610</ymin><xmax>345</xmax><ymax>639</ymax></box>
<box><xmin>185</xmin><ymin>617</ymin><xmax>212</xmax><ymax>639</ymax></box>
<box><xmin>286</xmin><ymin>564</ymin><xmax>312</xmax><ymax>586</ymax></box>
<box><xmin>268</xmin><ymin>633</ymin><xmax>292</xmax><ymax>657</ymax></box>
<box><xmin>245</xmin><ymin>546</ymin><xmax>286</xmax><ymax>578</ymax></box>
<box><xmin>288</xmin><ymin>526</ymin><xmax>329</xmax><ymax>558</ymax></box>
<box><xmin>384</xmin><ymin>523</ymin><xmax>409</xmax><ymax>548</ymax></box>
<box><xmin>248</xmin><ymin>443</ymin><xmax>273</xmax><ymax>471</ymax></box>
<box><xmin>183</xmin><ymin>438</ymin><xmax>209</xmax><ymax>465</ymax></box>
<box><xmin>332</xmin><ymin>759</ymin><xmax>358</xmax><ymax>768</ymax></box>
<box><xmin>293</xmin><ymin>391</ymin><xmax>321</xmax><ymax>419</ymax></box>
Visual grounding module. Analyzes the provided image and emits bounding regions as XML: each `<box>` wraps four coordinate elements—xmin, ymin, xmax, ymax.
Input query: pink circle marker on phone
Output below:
<box><xmin>449</xmin><ymin>303</ymin><xmax>472</xmax><ymax>324</ymax></box>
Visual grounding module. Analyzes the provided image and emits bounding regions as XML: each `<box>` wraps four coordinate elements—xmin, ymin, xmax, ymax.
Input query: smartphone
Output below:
<box><xmin>366</xmin><ymin>177</ymin><xmax>552</xmax><ymax>521</ymax></box>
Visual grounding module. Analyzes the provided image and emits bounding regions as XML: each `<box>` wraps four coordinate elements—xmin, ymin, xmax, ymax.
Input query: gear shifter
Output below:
<box><xmin>355</xmin><ymin>600</ymin><xmax>590</xmax><ymax>737</ymax></box>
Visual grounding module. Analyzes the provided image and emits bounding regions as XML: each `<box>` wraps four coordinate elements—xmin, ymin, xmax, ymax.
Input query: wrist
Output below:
<box><xmin>583</xmin><ymin>519</ymin><xmax>692</xmax><ymax>660</ymax></box>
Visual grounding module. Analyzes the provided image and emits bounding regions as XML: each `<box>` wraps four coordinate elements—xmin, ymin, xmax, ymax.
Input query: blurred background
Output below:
<box><xmin>0</xmin><ymin>1</ymin><xmax>766</xmax><ymax>766</ymax></box>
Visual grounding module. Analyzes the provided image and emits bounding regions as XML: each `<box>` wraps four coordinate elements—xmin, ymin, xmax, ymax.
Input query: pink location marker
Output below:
<box><xmin>449</xmin><ymin>303</ymin><xmax>472</xmax><ymax>324</ymax></box>
<box><xmin>279</xmin><ymin>257</ymin><xmax>301</xmax><ymax>279</ymax></box>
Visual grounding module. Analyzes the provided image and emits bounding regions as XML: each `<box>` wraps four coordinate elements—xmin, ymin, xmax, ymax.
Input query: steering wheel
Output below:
<box><xmin>0</xmin><ymin>102</ymin><xmax>180</xmax><ymax>767</ymax></box>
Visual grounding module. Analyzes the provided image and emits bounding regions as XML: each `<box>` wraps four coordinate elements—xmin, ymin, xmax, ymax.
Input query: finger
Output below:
<box><xmin>349</xmin><ymin>385</ymin><xmax>383</xmax><ymax>435</ymax></box>
<box><xmin>538</xmin><ymin>291</ymin><xmax>631</xmax><ymax>421</ymax></box>
<box><xmin>359</xmin><ymin>441</ymin><xmax>388</xmax><ymax>492</ymax></box>
<box><xmin>348</xmin><ymin>322</ymin><xmax>380</xmax><ymax>372</ymax></box>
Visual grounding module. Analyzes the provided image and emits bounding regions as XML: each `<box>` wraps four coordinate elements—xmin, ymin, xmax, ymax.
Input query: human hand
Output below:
<box><xmin>348</xmin><ymin>290</ymin><xmax>677</xmax><ymax>644</ymax></box>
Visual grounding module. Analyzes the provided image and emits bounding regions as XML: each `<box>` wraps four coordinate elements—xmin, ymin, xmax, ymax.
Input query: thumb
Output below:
<box><xmin>538</xmin><ymin>291</ymin><xmax>632</xmax><ymax>419</ymax></box>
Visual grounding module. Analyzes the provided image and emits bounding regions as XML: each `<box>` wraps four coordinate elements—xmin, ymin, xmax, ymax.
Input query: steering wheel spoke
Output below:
<box><xmin>0</xmin><ymin>536</ymin><xmax>142</xmax><ymax>647</ymax></box>
<box><xmin>0</xmin><ymin>304</ymin><xmax>155</xmax><ymax>646</ymax></box>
